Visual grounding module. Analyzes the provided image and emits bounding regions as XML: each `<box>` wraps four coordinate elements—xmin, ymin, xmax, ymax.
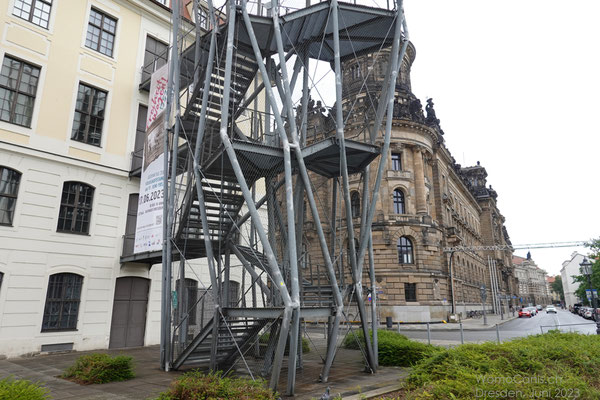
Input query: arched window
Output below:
<box><xmin>351</xmin><ymin>191</ymin><xmax>360</xmax><ymax>218</ymax></box>
<box><xmin>393</xmin><ymin>189</ymin><xmax>405</xmax><ymax>214</ymax></box>
<box><xmin>42</xmin><ymin>273</ymin><xmax>83</xmax><ymax>331</ymax></box>
<box><xmin>0</xmin><ymin>166</ymin><xmax>21</xmax><ymax>226</ymax></box>
<box><xmin>57</xmin><ymin>182</ymin><xmax>94</xmax><ymax>234</ymax></box>
<box><xmin>397</xmin><ymin>237</ymin><xmax>413</xmax><ymax>264</ymax></box>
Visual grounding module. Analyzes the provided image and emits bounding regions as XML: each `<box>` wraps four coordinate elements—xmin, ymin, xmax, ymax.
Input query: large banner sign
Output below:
<box><xmin>134</xmin><ymin>64</ymin><xmax>169</xmax><ymax>253</ymax></box>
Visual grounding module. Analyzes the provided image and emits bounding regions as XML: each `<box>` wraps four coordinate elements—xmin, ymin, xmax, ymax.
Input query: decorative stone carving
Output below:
<box><xmin>425</xmin><ymin>98</ymin><xmax>444</xmax><ymax>135</ymax></box>
<box><xmin>409</xmin><ymin>98</ymin><xmax>425</xmax><ymax>123</ymax></box>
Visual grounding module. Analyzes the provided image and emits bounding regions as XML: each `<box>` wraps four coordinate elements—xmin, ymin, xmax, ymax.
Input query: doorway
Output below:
<box><xmin>109</xmin><ymin>277</ymin><xmax>150</xmax><ymax>348</ymax></box>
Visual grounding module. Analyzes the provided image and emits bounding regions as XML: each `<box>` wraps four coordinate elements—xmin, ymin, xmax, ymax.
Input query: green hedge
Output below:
<box><xmin>62</xmin><ymin>353</ymin><xmax>134</xmax><ymax>384</ymax></box>
<box><xmin>405</xmin><ymin>331</ymin><xmax>600</xmax><ymax>399</ymax></box>
<box><xmin>0</xmin><ymin>377</ymin><xmax>51</xmax><ymax>400</ymax></box>
<box><xmin>343</xmin><ymin>329</ymin><xmax>440</xmax><ymax>366</ymax></box>
<box><xmin>259</xmin><ymin>332</ymin><xmax>310</xmax><ymax>354</ymax></box>
<box><xmin>156</xmin><ymin>371</ymin><xmax>277</xmax><ymax>400</ymax></box>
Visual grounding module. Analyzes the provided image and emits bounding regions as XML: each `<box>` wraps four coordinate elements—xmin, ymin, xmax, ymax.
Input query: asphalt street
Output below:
<box><xmin>399</xmin><ymin>308</ymin><xmax>598</xmax><ymax>344</ymax></box>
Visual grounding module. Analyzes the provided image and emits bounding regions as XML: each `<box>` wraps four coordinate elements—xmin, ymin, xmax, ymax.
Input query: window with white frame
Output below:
<box><xmin>0</xmin><ymin>55</ymin><xmax>40</xmax><ymax>127</ymax></box>
<box><xmin>85</xmin><ymin>8</ymin><xmax>117</xmax><ymax>57</ymax></box>
<box><xmin>13</xmin><ymin>0</ymin><xmax>52</xmax><ymax>28</ymax></box>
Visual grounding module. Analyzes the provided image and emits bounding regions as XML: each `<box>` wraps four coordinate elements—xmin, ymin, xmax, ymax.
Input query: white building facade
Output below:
<box><xmin>561</xmin><ymin>252</ymin><xmax>586</xmax><ymax>309</ymax></box>
<box><xmin>0</xmin><ymin>0</ymin><xmax>262</xmax><ymax>358</ymax></box>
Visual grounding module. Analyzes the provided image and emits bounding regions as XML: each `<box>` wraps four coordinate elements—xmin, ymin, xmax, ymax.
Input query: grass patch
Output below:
<box><xmin>62</xmin><ymin>353</ymin><xmax>134</xmax><ymax>384</ymax></box>
<box><xmin>342</xmin><ymin>329</ymin><xmax>440</xmax><ymax>367</ymax></box>
<box><xmin>259</xmin><ymin>332</ymin><xmax>310</xmax><ymax>354</ymax></box>
<box><xmin>0</xmin><ymin>377</ymin><xmax>51</xmax><ymax>400</ymax></box>
<box><xmin>156</xmin><ymin>371</ymin><xmax>277</xmax><ymax>400</ymax></box>
<box><xmin>404</xmin><ymin>331</ymin><xmax>600</xmax><ymax>399</ymax></box>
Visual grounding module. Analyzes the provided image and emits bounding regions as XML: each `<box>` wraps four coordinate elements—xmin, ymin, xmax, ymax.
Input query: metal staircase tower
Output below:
<box><xmin>137</xmin><ymin>0</ymin><xmax>411</xmax><ymax>394</ymax></box>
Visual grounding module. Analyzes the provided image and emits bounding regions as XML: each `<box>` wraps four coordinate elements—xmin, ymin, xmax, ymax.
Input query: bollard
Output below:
<box><xmin>397</xmin><ymin>322</ymin><xmax>401</xmax><ymax>334</ymax></box>
<box><xmin>427</xmin><ymin>322</ymin><xmax>431</xmax><ymax>345</ymax></box>
<box><xmin>496</xmin><ymin>324</ymin><xmax>500</xmax><ymax>343</ymax></box>
<box><xmin>386</xmin><ymin>316</ymin><xmax>393</xmax><ymax>329</ymax></box>
<box><xmin>540</xmin><ymin>326</ymin><xmax>544</xmax><ymax>334</ymax></box>
<box><xmin>460</xmin><ymin>322</ymin><xmax>464</xmax><ymax>344</ymax></box>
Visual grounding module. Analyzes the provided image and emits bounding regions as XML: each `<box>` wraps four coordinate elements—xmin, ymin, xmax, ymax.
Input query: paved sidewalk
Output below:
<box><xmin>0</xmin><ymin>346</ymin><xmax>182</xmax><ymax>400</ymax></box>
<box><xmin>0</xmin><ymin>337</ymin><xmax>408</xmax><ymax>400</ymax></box>
<box><xmin>392</xmin><ymin>314</ymin><xmax>518</xmax><ymax>331</ymax></box>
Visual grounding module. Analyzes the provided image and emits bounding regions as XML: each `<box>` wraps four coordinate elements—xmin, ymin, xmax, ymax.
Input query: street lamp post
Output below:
<box><xmin>480</xmin><ymin>285</ymin><xmax>488</xmax><ymax>325</ymax></box>
<box><xmin>580</xmin><ymin>257</ymin><xmax>600</xmax><ymax>335</ymax></box>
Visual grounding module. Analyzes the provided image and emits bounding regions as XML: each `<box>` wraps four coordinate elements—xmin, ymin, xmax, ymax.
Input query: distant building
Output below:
<box><xmin>513</xmin><ymin>253</ymin><xmax>550</xmax><ymax>306</ymax></box>
<box><xmin>561</xmin><ymin>252</ymin><xmax>586</xmax><ymax>309</ymax></box>
<box><xmin>546</xmin><ymin>276</ymin><xmax>561</xmax><ymax>304</ymax></box>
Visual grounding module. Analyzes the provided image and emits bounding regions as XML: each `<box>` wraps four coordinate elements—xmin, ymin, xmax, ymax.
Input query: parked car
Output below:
<box><xmin>526</xmin><ymin>307</ymin><xmax>537</xmax><ymax>316</ymax></box>
<box><xmin>573</xmin><ymin>303</ymin><xmax>583</xmax><ymax>314</ymax></box>
<box><xmin>546</xmin><ymin>306</ymin><xmax>557</xmax><ymax>314</ymax></box>
<box><xmin>536</xmin><ymin>305</ymin><xmax>543</xmax><ymax>311</ymax></box>
<box><xmin>519</xmin><ymin>309</ymin><xmax>532</xmax><ymax>318</ymax></box>
<box><xmin>584</xmin><ymin>308</ymin><xmax>594</xmax><ymax>319</ymax></box>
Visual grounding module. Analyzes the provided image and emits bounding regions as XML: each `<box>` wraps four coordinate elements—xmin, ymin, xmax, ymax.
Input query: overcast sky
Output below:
<box><xmin>401</xmin><ymin>0</ymin><xmax>600</xmax><ymax>276</ymax></box>
<box><xmin>257</xmin><ymin>0</ymin><xmax>600</xmax><ymax>275</ymax></box>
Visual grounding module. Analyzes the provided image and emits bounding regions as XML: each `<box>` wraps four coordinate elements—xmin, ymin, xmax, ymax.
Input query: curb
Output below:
<box><xmin>342</xmin><ymin>383</ymin><xmax>404</xmax><ymax>400</ymax></box>
<box><xmin>393</xmin><ymin>316</ymin><xmax>518</xmax><ymax>331</ymax></box>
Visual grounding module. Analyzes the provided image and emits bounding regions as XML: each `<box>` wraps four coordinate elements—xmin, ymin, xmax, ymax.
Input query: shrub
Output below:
<box><xmin>405</xmin><ymin>331</ymin><xmax>600</xmax><ymax>399</ymax></box>
<box><xmin>343</xmin><ymin>329</ymin><xmax>440</xmax><ymax>366</ymax></box>
<box><xmin>62</xmin><ymin>353</ymin><xmax>134</xmax><ymax>384</ymax></box>
<box><xmin>156</xmin><ymin>371</ymin><xmax>277</xmax><ymax>400</ymax></box>
<box><xmin>259</xmin><ymin>332</ymin><xmax>310</xmax><ymax>354</ymax></box>
<box><xmin>0</xmin><ymin>376</ymin><xmax>51</xmax><ymax>400</ymax></box>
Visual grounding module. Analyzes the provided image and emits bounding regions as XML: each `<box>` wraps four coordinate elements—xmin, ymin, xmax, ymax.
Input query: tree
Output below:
<box><xmin>551</xmin><ymin>275</ymin><xmax>565</xmax><ymax>302</ymax></box>
<box><xmin>573</xmin><ymin>238</ymin><xmax>600</xmax><ymax>306</ymax></box>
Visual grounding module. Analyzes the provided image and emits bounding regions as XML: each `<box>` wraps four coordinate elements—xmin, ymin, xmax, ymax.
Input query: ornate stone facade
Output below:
<box><xmin>514</xmin><ymin>253</ymin><xmax>551</xmax><ymax>306</ymax></box>
<box><xmin>298</xmin><ymin>44</ymin><xmax>518</xmax><ymax>322</ymax></box>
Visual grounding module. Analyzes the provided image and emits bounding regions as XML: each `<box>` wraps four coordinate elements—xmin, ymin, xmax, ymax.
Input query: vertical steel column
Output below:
<box><xmin>449</xmin><ymin>251</ymin><xmax>456</xmax><ymax>314</ymax></box>
<box><xmin>493</xmin><ymin>259</ymin><xmax>501</xmax><ymax>312</ymax></box>
<box><xmin>361</xmin><ymin>166</ymin><xmax>378</xmax><ymax>366</ymax></box>
<box><xmin>178</xmin><ymin>258</ymin><xmax>187</xmax><ymax>352</ymax></box>
<box><xmin>330</xmin><ymin>0</ymin><xmax>376</xmax><ymax>371</ymax></box>
<box><xmin>330</xmin><ymin>179</ymin><xmax>338</xmax><ymax>262</ymax></box>
<box><xmin>487</xmin><ymin>256</ymin><xmax>496</xmax><ymax>314</ymax></box>
<box><xmin>224</xmin><ymin>249</ymin><xmax>231</xmax><ymax>307</ymax></box>
<box><xmin>270</xmin><ymin>5</ymin><xmax>301</xmax><ymax>394</ymax></box>
<box><xmin>368</xmin><ymin>234</ymin><xmax>378</xmax><ymax>365</ymax></box>
<box><xmin>161</xmin><ymin>0</ymin><xmax>182</xmax><ymax>371</ymax></box>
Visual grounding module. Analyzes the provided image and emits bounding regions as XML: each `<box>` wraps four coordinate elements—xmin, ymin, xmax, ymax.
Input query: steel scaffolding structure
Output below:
<box><xmin>142</xmin><ymin>0</ymin><xmax>410</xmax><ymax>394</ymax></box>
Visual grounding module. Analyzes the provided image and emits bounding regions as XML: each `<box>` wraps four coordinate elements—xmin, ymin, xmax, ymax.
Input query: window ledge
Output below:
<box><xmin>56</xmin><ymin>230</ymin><xmax>91</xmax><ymax>236</ymax></box>
<box><xmin>41</xmin><ymin>328</ymin><xmax>79</xmax><ymax>333</ymax></box>
<box><xmin>69</xmin><ymin>140</ymin><xmax>103</xmax><ymax>154</ymax></box>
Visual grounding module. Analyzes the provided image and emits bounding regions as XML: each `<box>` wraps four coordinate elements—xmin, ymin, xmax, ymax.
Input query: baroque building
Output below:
<box><xmin>513</xmin><ymin>253</ymin><xmax>550</xmax><ymax>306</ymax></box>
<box><xmin>300</xmin><ymin>44</ymin><xmax>518</xmax><ymax>321</ymax></box>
